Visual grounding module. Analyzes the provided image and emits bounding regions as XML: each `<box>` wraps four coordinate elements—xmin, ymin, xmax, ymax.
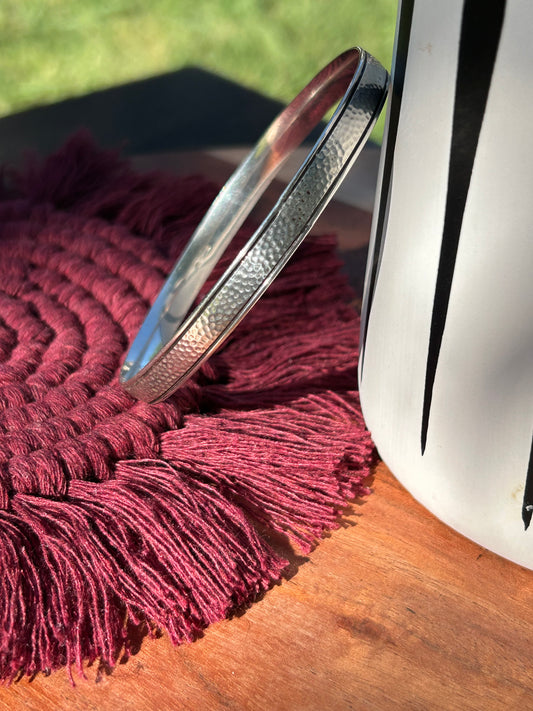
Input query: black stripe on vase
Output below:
<box><xmin>359</xmin><ymin>0</ymin><xmax>414</xmax><ymax>376</ymax></box>
<box><xmin>522</xmin><ymin>434</ymin><xmax>533</xmax><ymax>530</ymax></box>
<box><xmin>421</xmin><ymin>0</ymin><xmax>506</xmax><ymax>454</ymax></box>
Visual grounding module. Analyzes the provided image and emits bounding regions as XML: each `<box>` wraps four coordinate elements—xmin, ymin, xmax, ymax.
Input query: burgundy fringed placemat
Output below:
<box><xmin>0</xmin><ymin>135</ymin><xmax>374</xmax><ymax>682</ymax></box>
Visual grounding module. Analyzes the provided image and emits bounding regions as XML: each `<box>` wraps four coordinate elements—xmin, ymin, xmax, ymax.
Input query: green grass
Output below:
<box><xmin>0</xmin><ymin>0</ymin><xmax>397</xmax><ymax>140</ymax></box>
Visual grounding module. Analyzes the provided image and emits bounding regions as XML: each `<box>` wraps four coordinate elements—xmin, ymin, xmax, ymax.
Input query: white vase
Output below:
<box><xmin>359</xmin><ymin>0</ymin><xmax>533</xmax><ymax>568</ymax></box>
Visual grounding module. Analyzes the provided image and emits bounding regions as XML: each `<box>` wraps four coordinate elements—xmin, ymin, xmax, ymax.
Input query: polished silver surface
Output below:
<box><xmin>120</xmin><ymin>48</ymin><xmax>389</xmax><ymax>402</ymax></box>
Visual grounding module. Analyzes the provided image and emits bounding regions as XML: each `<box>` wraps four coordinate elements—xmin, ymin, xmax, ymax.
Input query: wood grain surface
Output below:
<box><xmin>0</xmin><ymin>151</ymin><xmax>530</xmax><ymax>710</ymax></box>
<box><xmin>1</xmin><ymin>463</ymin><xmax>531</xmax><ymax>710</ymax></box>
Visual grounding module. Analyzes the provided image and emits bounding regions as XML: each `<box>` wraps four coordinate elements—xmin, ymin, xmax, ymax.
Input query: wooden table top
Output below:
<box><xmin>1</xmin><ymin>151</ymin><xmax>531</xmax><ymax>710</ymax></box>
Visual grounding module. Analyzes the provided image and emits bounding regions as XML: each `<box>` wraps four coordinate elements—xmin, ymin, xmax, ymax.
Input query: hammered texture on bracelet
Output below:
<box><xmin>120</xmin><ymin>48</ymin><xmax>389</xmax><ymax>402</ymax></box>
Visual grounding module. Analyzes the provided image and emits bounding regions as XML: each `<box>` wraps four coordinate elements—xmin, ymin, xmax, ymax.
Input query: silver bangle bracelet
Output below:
<box><xmin>120</xmin><ymin>48</ymin><xmax>389</xmax><ymax>403</ymax></box>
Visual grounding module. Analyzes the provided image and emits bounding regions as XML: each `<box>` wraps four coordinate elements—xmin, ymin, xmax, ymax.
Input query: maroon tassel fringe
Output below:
<box><xmin>0</xmin><ymin>134</ymin><xmax>374</xmax><ymax>682</ymax></box>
